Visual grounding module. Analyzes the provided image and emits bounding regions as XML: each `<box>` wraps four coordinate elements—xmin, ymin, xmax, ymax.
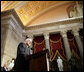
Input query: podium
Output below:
<box><xmin>26</xmin><ymin>49</ymin><xmax>49</xmax><ymax>71</ymax></box>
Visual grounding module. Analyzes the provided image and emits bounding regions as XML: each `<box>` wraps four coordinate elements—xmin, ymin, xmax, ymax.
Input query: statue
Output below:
<box><xmin>57</xmin><ymin>56</ymin><xmax>63</xmax><ymax>71</ymax></box>
<box><xmin>75</xmin><ymin>1</ymin><xmax>83</xmax><ymax>16</ymax></box>
<box><xmin>70</xmin><ymin>9</ymin><xmax>77</xmax><ymax>18</ymax></box>
<box><xmin>69</xmin><ymin>2</ymin><xmax>83</xmax><ymax>18</ymax></box>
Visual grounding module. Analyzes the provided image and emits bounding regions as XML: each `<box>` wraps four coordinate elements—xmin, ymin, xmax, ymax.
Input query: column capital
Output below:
<box><xmin>60</xmin><ymin>30</ymin><xmax>67</xmax><ymax>38</ymax></box>
<box><xmin>72</xmin><ymin>28</ymin><xmax>80</xmax><ymax>36</ymax></box>
<box><xmin>43</xmin><ymin>32</ymin><xmax>49</xmax><ymax>39</ymax></box>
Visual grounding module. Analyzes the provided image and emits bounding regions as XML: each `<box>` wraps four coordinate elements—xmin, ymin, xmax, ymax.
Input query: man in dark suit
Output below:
<box><xmin>14</xmin><ymin>35</ymin><xmax>33</xmax><ymax>71</ymax></box>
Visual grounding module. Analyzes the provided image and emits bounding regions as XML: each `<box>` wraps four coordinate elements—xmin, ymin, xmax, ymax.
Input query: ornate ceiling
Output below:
<box><xmin>1</xmin><ymin>1</ymin><xmax>74</xmax><ymax>26</ymax></box>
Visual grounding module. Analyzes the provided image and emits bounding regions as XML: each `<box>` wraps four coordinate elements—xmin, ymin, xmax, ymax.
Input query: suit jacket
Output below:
<box><xmin>14</xmin><ymin>42</ymin><xmax>31</xmax><ymax>71</ymax></box>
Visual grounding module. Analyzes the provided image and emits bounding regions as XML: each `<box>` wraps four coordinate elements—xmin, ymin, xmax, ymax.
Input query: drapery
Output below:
<box><xmin>49</xmin><ymin>34</ymin><xmax>66</xmax><ymax>61</ymax></box>
<box><xmin>33</xmin><ymin>31</ymin><xmax>82</xmax><ymax>59</ymax></box>
<box><xmin>67</xmin><ymin>32</ymin><xmax>80</xmax><ymax>59</ymax></box>
<box><xmin>33</xmin><ymin>36</ymin><xmax>45</xmax><ymax>54</ymax></box>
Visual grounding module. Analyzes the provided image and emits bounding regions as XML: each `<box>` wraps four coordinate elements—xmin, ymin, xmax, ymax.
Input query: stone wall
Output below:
<box><xmin>1</xmin><ymin>24</ymin><xmax>9</xmax><ymax>66</ymax></box>
<box><xmin>1</xmin><ymin>9</ymin><xmax>24</xmax><ymax>67</ymax></box>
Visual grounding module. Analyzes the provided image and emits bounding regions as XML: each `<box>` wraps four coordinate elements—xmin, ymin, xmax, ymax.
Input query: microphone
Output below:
<box><xmin>31</xmin><ymin>48</ymin><xmax>34</xmax><ymax>50</ymax></box>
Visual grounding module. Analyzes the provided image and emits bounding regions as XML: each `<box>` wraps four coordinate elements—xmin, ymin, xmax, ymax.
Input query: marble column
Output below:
<box><xmin>72</xmin><ymin>29</ymin><xmax>83</xmax><ymax>59</ymax></box>
<box><xmin>44</xmin><ymin>33</ymin><xmax>50</xmax><ymax>52</ymax></box>
<box><xmin>44</xmin><ymin>33</ymin><xmax>50</xmax><ymax>71</ymax></box>
<box><xmin>61</xmin><ymin>30</ymin><xmax>71</xmax><ymax>60</ymax></box>
<box><xmin>30</xmin><ymin>35</ymin><xmax>34</xmax><ymax>54</ymax></box>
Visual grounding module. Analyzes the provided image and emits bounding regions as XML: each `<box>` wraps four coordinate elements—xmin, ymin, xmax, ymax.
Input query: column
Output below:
<box><xmin>72</xmin><ymin>29</ymin><xmax>83</xmax><ymax>59</ymax></box>
<box><xmin>44</xmin><ymin>33</ymin><xmax>50</xmax><ymax>71</ymax></box>
<box><xmin>44</xmin><ymin>33</ymin><xmax>50</xmax><ymax>52</ymax></box>
<box><xmin>61</xmin><ymin>30</ymin><xmax>71</xmax><ymax>60</ymax></box>
<box><xmin>30</xmin><ymin>35</ymin><xmax>34</xmax><ymax>54</ymax></box>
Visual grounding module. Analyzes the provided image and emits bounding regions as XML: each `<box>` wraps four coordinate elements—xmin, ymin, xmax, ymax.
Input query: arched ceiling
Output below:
<box><xmin>1</xmin><ymin>1</ymin><xmax>74</xmax><ymax>26</ymax></box>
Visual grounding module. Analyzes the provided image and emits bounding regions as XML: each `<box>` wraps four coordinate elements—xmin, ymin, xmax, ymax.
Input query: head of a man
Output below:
<box><xmin>25</xmin><ymin>35</ymin><xmax>32</xmax><ymax>47</ymax></box>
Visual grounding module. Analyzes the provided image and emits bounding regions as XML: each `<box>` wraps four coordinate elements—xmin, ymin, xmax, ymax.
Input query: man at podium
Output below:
<box><xmin>14</xmin><ymin>35</ymin><xmax>33</xmax><ymax>71</ymax></box>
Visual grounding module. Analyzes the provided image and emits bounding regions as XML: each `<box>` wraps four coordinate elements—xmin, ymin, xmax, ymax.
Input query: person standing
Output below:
<box><xmin>2</xmin><ymin>63</ymin><xmax>8</xmax><ymax>71</ymax></box>
<box><xmin>14</xmin><ymin>35</ymin><xmax>33</xmax><ymax>71</ymax></box>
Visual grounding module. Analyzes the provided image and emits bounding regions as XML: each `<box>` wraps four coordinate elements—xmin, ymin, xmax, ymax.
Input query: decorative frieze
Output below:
<box><xmin>24</xmin><ymin>16</ymin><xmax>83</xmax><ymax>30</ymax></box>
